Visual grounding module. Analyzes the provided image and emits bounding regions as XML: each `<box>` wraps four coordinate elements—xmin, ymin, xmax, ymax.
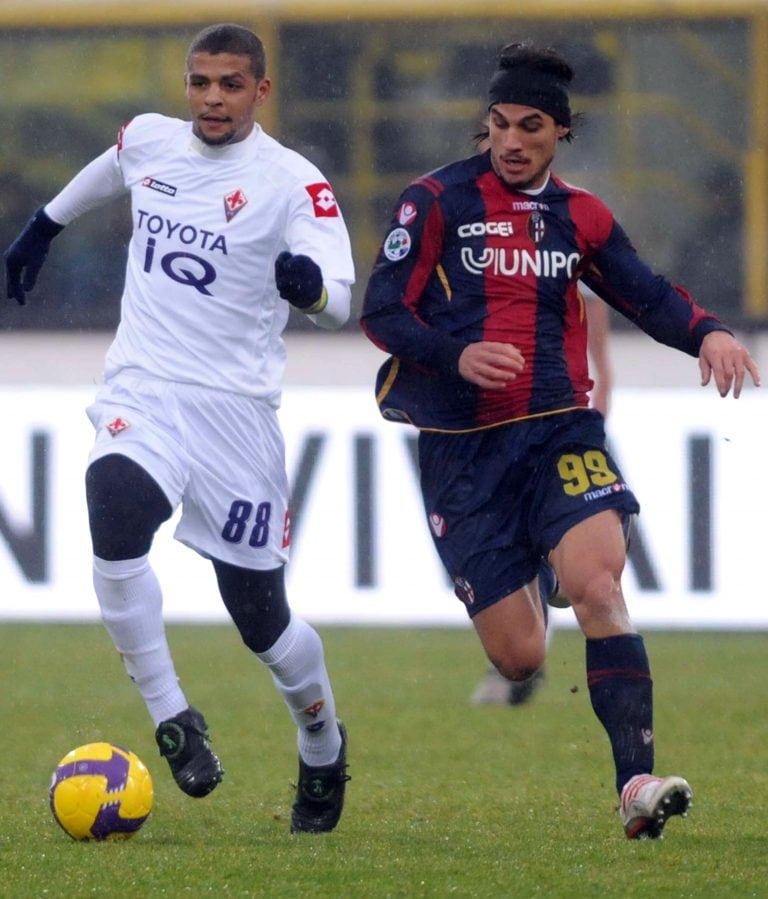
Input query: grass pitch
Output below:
<box><xmin>1</xmin><ymin>623</ymin><xmax>766</xmax><ymax>898</ymax></box>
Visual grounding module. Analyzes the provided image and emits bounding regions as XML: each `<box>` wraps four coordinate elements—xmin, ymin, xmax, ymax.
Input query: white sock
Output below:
<box><xmin>93</xmin><ymin>554</ymin><xmax>187</xmax><ymax>726</ymax></box>
<box><xmin>257</xmin><ymin>615</ymin><xmax>341</xmax><ymax>766</ymax></box>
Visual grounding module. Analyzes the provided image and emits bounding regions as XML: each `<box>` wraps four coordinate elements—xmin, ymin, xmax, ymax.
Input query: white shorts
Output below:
<box><xmin>86</xmin><ymin>375</ymin><xmax>290</xmax><ymax>569</ymax></box>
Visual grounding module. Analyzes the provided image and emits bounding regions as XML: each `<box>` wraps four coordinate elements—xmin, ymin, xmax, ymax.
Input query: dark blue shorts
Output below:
<box><xmin>418</xmin><ymin>409</ymin><xmax>640</xmax><ymax>617</ymax></box>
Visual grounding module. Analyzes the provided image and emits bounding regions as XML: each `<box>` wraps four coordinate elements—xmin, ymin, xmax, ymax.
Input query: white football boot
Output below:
<box><xmin>620</xmin><ymin>773</ymin><xmax>693</xmax><ymax>839</ymax></box>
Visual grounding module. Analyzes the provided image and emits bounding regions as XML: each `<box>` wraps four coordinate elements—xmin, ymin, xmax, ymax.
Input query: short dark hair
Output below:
<box><xmin>186</xmin><ymin>24</ymin><xmax>266</xmax><ymax>80</ymax></box>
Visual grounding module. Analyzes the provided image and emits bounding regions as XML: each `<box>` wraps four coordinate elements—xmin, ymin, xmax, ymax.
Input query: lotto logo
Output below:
<box><xmin>142</xmin><ymin>177</ymin><xmax>177</xmax><ymax>197</ymax></box>
<box><xmin>305</xmin><ymin>182</ymin><xmax>339</xmax><ymax>217</ymax></box>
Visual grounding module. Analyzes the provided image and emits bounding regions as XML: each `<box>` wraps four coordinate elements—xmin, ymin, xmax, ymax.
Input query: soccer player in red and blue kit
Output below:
<box><xmin>361</xmin><ymin>41</ymin><xmax>760</xmax><ymax>839</ymax></box>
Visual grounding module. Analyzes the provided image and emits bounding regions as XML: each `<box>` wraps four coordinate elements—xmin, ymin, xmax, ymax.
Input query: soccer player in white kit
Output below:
<box><xmin>4</xmin><ymin>24</ymin><xmax>353</xmax><ymax>834</ymax></box>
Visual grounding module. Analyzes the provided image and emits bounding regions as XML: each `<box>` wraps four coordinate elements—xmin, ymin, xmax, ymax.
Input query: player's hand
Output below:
<box><xmin>458</xmin><ymin>341</ymin><xmax>525</xmax><ymax>389</ymax></box>
<box><xmin>274</xmin><ymin>251</ymin><xmax>327</xmax><ymax>313</ymax></box>
<box><xmin>4</xmin><ymin>207</ymin><xmax>65</xmax><ymax>305</ymax></box>
<box><xmin>699</xmin><ymin>330</ymin><xmax>761</xmax><ymax>398</ymax></box>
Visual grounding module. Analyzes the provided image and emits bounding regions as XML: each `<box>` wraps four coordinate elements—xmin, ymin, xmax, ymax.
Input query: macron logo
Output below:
<box><xmin>142</xmin><ymin>177</ymin><xmax>177</xmax><ymax>197</ymax></box>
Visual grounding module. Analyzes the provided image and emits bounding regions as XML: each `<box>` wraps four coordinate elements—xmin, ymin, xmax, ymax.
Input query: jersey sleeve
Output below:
<box><xmin>360</xmin><ymin>182</ymin><xmax>467</xmax><ymax>374</ymax></box>
<box><xmin>44</xmin><ymin>145</ymin><xmax>125</xmax><ymax>225</ymax></box>
<box><xmin>283</xmin><ymin>178</ymin><xmax>355</xmax><ymax>286</ymax></box>
<box><xmin>45</xmin><ymin>113</ymin><xmax>179</xmax><ymax>225</ymax></box>
<box><xmin>583</xmin><ymin>220</ymin><xmax>729</xmax><ymax>356</ymax></box>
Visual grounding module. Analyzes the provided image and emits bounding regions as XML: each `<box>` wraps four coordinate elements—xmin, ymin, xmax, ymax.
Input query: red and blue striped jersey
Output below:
<box><xmin>361</xmin><ymin>150</ymin><xmax>728</xmax><ymax>432</ymax></box>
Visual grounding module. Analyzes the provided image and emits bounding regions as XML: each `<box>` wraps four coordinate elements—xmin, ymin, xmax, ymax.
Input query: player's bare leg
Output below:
<box><xmin>471</xmin><ymin>563</ymin><xmax>553</xmax><ymax>706</ymax></box>
<box><xmin>472</xmin><ymin>580</ymin><xmax>547</xmax><ymax>683</ymax></box>
<box><xmin>552</xmin><ymin>511</ymin><xmax>692</xmax><ymax>839</ymax></box>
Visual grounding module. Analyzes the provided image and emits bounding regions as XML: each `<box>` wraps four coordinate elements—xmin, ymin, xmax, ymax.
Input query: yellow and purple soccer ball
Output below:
<box><xmin>49</xmin><ymin>742</ymin><xmax>153</xmax><ymax>841</ymax></box>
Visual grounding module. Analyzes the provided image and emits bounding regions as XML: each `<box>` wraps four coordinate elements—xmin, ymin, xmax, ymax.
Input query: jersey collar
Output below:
<box><xmin>189</xmin><ymin>123</ymin><xmax>262</xmax><ymax>160</ymax></box>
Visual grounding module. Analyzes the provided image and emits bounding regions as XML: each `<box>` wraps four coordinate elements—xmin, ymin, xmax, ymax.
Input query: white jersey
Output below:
<box><xmin>50</xmin><ymin>113</ymin><xmax>355</xmax><ymax>402</ymax></box>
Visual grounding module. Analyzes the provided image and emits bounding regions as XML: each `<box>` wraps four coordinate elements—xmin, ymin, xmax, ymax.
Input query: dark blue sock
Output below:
<box><xmin>586</xmin><ymin>634</ymin><xmax>654</xmax><ymax>795</ymax></box>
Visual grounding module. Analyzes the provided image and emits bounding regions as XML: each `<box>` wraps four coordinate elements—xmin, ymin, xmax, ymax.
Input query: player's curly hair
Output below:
<box><xmin>186</xmin><ymin>23</ymin><xmax>266</xmax><ymax>80</ymax></box>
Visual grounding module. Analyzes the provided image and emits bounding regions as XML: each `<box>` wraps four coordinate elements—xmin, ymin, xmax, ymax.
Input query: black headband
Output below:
<box><xmin>488</xmin><ymin>65</ymin><xmax>571</xmax><ymax>127</ymax></box>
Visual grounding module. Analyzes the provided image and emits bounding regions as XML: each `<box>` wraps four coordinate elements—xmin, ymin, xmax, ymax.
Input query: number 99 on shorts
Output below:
<box><xmin>557</xmin><ymin>450</ymin><xmax>618</xmax><ymax>497</ymax></box>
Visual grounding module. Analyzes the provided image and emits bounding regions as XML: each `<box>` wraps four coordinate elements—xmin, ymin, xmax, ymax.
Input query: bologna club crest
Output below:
<box><xmin>527</xmin><ymin>211</ymin><xmax>546</xmax><ymax>244</ymax></box>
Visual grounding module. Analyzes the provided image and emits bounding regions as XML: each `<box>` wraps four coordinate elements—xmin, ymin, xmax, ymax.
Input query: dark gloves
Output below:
<box><xmin>4</xmin><ymin>206</ymin><xmax>65</xmax><ymax>305</ymax></box>
<box><xmin>274</xmin><ymin>251</ymin><xmax>328</xmax><ymax>314</ymax></box>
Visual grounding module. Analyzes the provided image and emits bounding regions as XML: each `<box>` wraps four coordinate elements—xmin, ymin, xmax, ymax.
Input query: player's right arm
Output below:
<box><xmin>44</xmin><ymin>145</ymin><xmax>125</xmax><ymax>225</ymax></box>
<box><xmin>4</xmin><ymin>144</ymin><xmax>126</xmax><ymax>305</ymax></box>
<box><xmin>457</xmin><ymin>341</ymin><xmax>526</xmax><ymax>389</ymax></box>
<box><xmin>361</xmin><ymin>182</ymin><xmax>469</xmax><ymax>375</ymax></box>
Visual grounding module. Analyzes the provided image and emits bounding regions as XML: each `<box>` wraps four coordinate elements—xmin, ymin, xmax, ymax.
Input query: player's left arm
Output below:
<box><xmin>585</xmin><ymin>222</ymin><xmax>728</xmax><ymax>355</ymax></box>
<box><xmin>585</xmin><ymin>226</ymin><xmax>761</xmax><ymax>396</ymax></box>
<box><xmin>276</xmin><ymin>180</ymin><xmax>355</xmax><ymax>330</ymax></box>
<box><xmin>274</xmin><ymin>251</ymin><xmax>351</xmax><ymax>329</ymax></box>
<box><xmin>698</xmin><ymin>329</ymin><xmax>760</xmax><ymax>397</ymax></box>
